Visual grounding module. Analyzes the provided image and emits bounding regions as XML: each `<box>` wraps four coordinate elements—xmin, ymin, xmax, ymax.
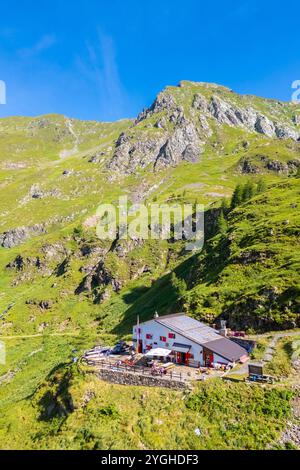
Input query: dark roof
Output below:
<box><xmin>204</xmin><ymin>338</ymin><xmax>248</xmax><ymax>362</ymax></box>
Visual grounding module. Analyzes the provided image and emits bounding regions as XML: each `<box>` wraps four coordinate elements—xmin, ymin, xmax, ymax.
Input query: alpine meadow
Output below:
<box><xmin>0</xmin><ymin>79</ymin><xmax>300</xmax><ymax>450</ymax></box>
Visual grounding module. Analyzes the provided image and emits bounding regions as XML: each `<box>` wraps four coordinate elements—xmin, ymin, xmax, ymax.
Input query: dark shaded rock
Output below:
<box><xmin>233</xmin><ymin>250</ymin><xmax>272</xmax><ymax>265</ymax></box>
<box><xmin>6</xmin><ymin>255</ymin><xmax>43</xmax><ymax>272</ymax></box>
<box><xmin>6</xmin><ymin>255</ymin><xmax>25</xmax><ymax>271</ymax></box>
<box><xmin>75</xmin><ymin>259</ymin><xmax>122</xmax><ymax>298</ymax></box>
<box><xmin>238</xmin><ymin>158</ymin><xmax>261</xmax><ymax>174</ymax></box>
<box><xmin>39</xmin><ymin>300</ymin><xmax>53</xmax><ymax>310</ymax></box>
<box><xmin>62</xmin><ymin>170</ymin><xmax>73</xmax><ymax>176</ymax></box>
<box><xmin>238</xmin><ymin>155</ymin><xmax>300</xmax><ymax>175</ymax></box>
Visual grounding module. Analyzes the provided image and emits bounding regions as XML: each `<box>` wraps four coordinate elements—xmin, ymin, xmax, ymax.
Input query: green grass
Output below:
<box><xmin>0</xmin><ymin>364</ymin><xmax>294</xmax><ymax>450</ymax></box>
<box><xmin>185</xmin><ymin>178</ymin><xmax>300</xmax><ymax>330</ymax></box>
<box><xmin>265</xmin><ymin>336</ymin><xmax>300</xmax><ymax>378</ymax></box>
<box><xmin>1</xmin><ymin>83</ymin><xmax>300</xmax><ymax>450</ymax></box>
<box><xmin>250</xmin><ymin>337</ymin><xmax>270</xmax><ymax>360</ymax></box>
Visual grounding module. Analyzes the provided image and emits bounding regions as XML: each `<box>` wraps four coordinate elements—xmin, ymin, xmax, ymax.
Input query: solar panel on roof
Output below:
<box><xmin>158</xmin><ymin>315</ymin><xmax>206</xmax><ymax>331</ymax></box>
<box><xmin>156</xmin><ymin>315</ymin><xmax>221</xmax><ymax>344</ymax></box>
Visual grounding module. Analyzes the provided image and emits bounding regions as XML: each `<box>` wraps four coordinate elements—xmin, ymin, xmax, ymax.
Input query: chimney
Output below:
<box><xmin>219</xmin><ymin>320</ymin><xmax>228</xmax><ymax>337</ymax></box>
<box><xmin>154</xmin><ymin>311</ymin><xmax>159</xmax><ymax>319</ymax></box>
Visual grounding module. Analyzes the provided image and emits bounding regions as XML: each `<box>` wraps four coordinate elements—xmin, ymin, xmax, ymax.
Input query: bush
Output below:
<box><xmin>98</xmin><ymin>404</ymin><xmax>120</xmax><ymax>419</ymax></box>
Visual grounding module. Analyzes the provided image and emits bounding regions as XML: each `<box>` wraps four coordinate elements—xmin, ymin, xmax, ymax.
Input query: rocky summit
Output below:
<box><xmin>108</xmin><ymin>81</ymin><xmax>300</xmax><ymax>174</ymax></box>
<box><xmin>0</xmin><ymin>81</ymin><xmax>299</xmax><ymax>328</ymax></box>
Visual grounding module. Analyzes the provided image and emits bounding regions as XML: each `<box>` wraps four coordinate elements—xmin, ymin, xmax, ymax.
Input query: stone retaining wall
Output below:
<box><xmin>96</xmin><ymin>368</ymin><xmax>188</xmax><ymax>390</ymax></box>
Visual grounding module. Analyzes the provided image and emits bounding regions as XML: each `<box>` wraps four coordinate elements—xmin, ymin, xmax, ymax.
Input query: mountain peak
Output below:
<box><xmin>108</xmin><ymin>81</ymin><xmax>300</xmax><ymax>175</ymax></box>
<box><xmin>177</xmin><ymin>80</ymin><xmax>233</xmax><ymax>92</ymax></box>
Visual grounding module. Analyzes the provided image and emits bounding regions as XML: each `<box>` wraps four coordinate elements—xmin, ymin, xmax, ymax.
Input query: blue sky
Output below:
<box><xmin>0</xmin><ymin>0</ymin><xmax>299</xmax><ymax>121</ymax></box>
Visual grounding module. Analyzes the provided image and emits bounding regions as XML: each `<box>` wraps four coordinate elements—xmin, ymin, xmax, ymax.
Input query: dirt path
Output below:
<box><xmin>0</xmin><ymin>331</ymin><xmax>80</xmax><ymax>340</ymax></box>
<box><xmin>262</xmin><ymin>331</ymin><xmax>300</xmax><ymax>363</ymax></box>
<box><xmin>226</xmin><ymin>331</ymin><xmax>300</xmax><ymax>377</ymax></box>
<box><xmin>59</xmin><ymin>119</ymin><xmax>80</xmax><ymax>159</ymax></box>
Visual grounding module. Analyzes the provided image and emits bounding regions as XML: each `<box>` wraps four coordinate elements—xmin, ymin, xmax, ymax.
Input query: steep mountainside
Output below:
<box><xmin>109</xmin><ymin>81</ymin><xmax>300</xmax><ymax>174</ymax></box>
<box><xmin>0</xmin><ymin>81</ymin><xmax>299</xmax><ymax>334</ymax></box>
<box><xmin>0</xmin><ymin>81</ymin><xmax>300</xmax><ymax>449</ymax></box>
<box><xmin>186</xmin><ymin>179</ymin><xmax>300</xmax><ymax>330</ymax></box>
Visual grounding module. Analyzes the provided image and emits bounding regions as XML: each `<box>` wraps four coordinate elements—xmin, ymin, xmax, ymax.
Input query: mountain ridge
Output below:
<box><xmin>0</xmin><ymin>80</ymin><xmax>299</xmax><ymax>450</ymax></box>
<box><xmin>0</xmin><ymin>81</ymin><xmax>299</xmax><ymax>334</ymax></box>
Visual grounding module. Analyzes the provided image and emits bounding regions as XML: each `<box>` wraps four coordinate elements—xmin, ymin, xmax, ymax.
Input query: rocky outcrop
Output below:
<box><xmin>239</xmin><ymin>158</ymin><xmax>261</xmax><ymax>174</ymax></box>
<box><xmin>108</xmin><ymin>133</ymin><xmax>166</xmax><ymax>174</ymax></box>
<box><xmin>1</xmin><ymin>212</ymin><xmax>83</xmax><ymax>249</ymax></box>
<box><xmin>108</xmin><ymin>117</ymin><xmax>204</xmax><ymax>174</ymax></box>
<box><xmin>135</xmin><ymin>91</ymin><xmax>177</xmax><ymax>123</ymax></box>
<box><xmin>6</xmin><ymin>255</ymin><xmax>43</xmax><ymax>271</ymax></box>
<box><xmin>255</xmin><ymin>115</ymin><xmax>276</xmax><ymax>137</ymax></box>
<box><xmin>39</xmin><ymin>300</ymin><xmax>53</xmax><ymax>310</ymax></box>
<box><xmin>0</xmin><ymin>224</ymin><xmax>46</xmax><ymax>248</ymax></box>
<box><xmin>238</xmin><ymin>155</ymin><xmax>300</xmax><ymax>175</ymax></box>
<box><xmin>76</xmin><ymin>259</ymin><xmax>122</xmax><ymax>301</ymax></box>
<box><xmin>108</xmin><ymin>85</ymin><xmax>300</xmax><ymax>175</ymax></box>
<box><xmin>154</xmin><ymin>120</ymin><xmax>204</xmax><ymax>170</ymax></box>
<box><xmin>200</xmin><ymin>94</ymin><xmax>299</xmax><ymax>140</ymax></box>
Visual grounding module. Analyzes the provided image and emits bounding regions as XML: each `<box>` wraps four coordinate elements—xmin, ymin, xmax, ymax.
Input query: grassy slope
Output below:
<box><xmin>185</xmin><ymin>178</ymin><xmax>300</xmax><ymax>330</ymax></box>
<box><xmin>0</xmin><ymin>365</ymin><xmax>294</xmax><ymax>450</ymax></box>
<box><xmin>0</xmin><ymin>83</ymin><xmax>300</xmax><ymax>449</ymax></box>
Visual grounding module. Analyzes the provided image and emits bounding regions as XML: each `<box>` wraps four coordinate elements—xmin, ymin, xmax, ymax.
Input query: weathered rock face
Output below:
<box><xmin>108</xmin><ymin>133</ymin><xmax>166</xmax><ymax>174</ymax></box>
<box><xmin>154</xmin><ymin>120</ymin><xmax>203</xmax><ymax>170</ymax></box>
<box><xmin>0</xmin><ymin>213</ymin><xmax>80</xmax><ymax>249</ymax></box>
<box><xmin>255</xmin><ymin>115</ymin><xmax>276</xmax><ymax>137</ymax></box>
<box><xmin>108</xmin><ymin>116</ymin><xmax>204</xmax><ymax>174</ymax></box>
<box><xmin>198</xmin><ymin>93</ymin><xmax>299</xmax><ymax>140</ymax></box>
<box><xmin>75</xmin><ymin>258</ymin><xmax>122</xmax><ymax>302</ymax></box>
<box><xmin>108</xmin><ymin>84</ymin><xmax>300</xmax><ymax>175</ymax></box>
<box><xmin>0</xmin><ymin>225</ymin><xmax>46</xmax><ymax>248</ymax></box>
<box><xmin>135</xmin><ymin>91</ymin><xmax>177</xmax><ymax>123</ymax></box>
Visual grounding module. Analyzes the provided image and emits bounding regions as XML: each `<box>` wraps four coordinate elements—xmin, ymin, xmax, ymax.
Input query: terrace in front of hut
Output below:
<box><xmin>82</xmin><ymin>313</ymin><xmax>251</xmax><ymax>387</ymax></box>
<box><xmin>133</xmin><ymin>313</ymin><xmax>249</xmax><ymax>369</ymax></box>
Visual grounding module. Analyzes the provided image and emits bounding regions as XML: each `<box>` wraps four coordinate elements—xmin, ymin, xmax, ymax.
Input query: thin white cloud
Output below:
<box><xmin>18</xmin><ymin>34</ymin><xmax>57</xmax><ymax>59</ymax></box>
<box><xmin>77</xmin><ymin>31</ymin><xmax>128</xmax><ymax>120</ymax></box>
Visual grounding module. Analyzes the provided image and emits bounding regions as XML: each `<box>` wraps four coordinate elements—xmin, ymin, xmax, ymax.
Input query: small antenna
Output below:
<box><xmin>136</xmin><ymin>315</ymin><xmax>140</xmax><ymax>354</ymax></box>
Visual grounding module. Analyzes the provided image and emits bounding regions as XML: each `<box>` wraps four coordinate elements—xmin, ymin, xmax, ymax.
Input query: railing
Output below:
<box><xmin>83</xmin><ymin>357</ymin><xmax>186</xmax><ymax>382</ymax></box>
<box><xmin>187</xmin><ymin>359</ymin><xmax>201</xmax><ymax>368</ymax></box>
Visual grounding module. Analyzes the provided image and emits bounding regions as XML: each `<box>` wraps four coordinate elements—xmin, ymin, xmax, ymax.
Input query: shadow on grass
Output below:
<box><xmin>35</xmin><ymin>362</ymin><xmax>74</xmax><ymax>422</ymax></box>
<box><xmin>112</xmin><ymin>255</ymin><xmax>198</xmax><ymax>336</ymax></box>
